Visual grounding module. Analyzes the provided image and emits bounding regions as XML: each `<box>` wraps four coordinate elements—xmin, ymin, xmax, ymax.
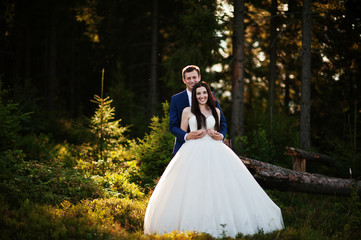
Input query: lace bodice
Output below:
<box><xmin>189</xmin><ymin>115</ymin><xmax>216</xmax><ymax>132</ymax></box>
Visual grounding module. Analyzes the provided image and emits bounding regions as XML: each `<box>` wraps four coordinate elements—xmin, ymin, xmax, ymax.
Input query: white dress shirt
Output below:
<box><xmin>186</xmin><ymin>89</ymin><xmax>192</xmax><ymax>106</ymax></box>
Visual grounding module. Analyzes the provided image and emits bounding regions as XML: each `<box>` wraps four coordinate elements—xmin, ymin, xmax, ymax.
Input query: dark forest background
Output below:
<box><xmin>1</xmin><ymin>0</ymin><xmax>361</xmax><ymax>239</ymax></box>
<box><xmin>1</xmin><ymin>0</ymin><xmax>360</xmax><ymax>178</ymax></box>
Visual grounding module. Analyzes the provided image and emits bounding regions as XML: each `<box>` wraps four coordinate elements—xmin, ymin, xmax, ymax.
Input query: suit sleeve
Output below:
<box><xmin>169</xmin><ymin>95</ymin><xmax>187</xmax><ymax>143</ymax></box>
<box><xmin>213</xmin><ymin>93</ymin><xmax>227</xmax><ymax>139</ymax></box>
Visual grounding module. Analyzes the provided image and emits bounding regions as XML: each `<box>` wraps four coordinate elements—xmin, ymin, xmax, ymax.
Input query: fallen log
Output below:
<box><xmin>285</xmin><ymin>146</ymin><xmax>339</xmax><ymax>166</ymax></box>
<box><xmin>240</xmin><ymin>156</ymin><xmax>361</xmax><ymax>197</ymax></box>
<box><xmin>284</xmin><ymin>146</ymin><xmax>339</xmax><ymax>172</ymax></box>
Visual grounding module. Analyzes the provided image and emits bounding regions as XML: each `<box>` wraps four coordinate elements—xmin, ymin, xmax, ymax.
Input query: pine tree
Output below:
<box><xmin>89</xmin><ymin>94</ymin><xmax>127</xmax><ymax>171</ymax></box>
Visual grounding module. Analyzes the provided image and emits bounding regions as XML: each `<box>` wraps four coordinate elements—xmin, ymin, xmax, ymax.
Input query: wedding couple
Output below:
<box><xmin>144</xmin><ymin>65</ymin><xmax>284</xmax><ymax>238</ymax></box>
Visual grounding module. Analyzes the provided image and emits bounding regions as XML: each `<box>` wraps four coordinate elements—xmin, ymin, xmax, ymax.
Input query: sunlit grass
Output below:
<box><xmin>1</xmin><ymin>189</ymin><xmax>360</xmax><ymax>240</ymax></box>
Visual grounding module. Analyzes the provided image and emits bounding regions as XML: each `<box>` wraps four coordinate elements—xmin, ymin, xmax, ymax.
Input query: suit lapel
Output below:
<box><xmin>177</xmin><ymin>90</ymin><xmax>190</xmax><ymax>122</ymax></box>
<box><xmin>181</xmin><ymin>90</ymin><xmax>190</xmax><ymax>108</ymax></box>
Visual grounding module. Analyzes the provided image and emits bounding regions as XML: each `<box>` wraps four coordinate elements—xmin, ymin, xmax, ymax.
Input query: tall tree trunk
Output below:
<box><xmin>300</xmin><ymin>0</ymin><xmax>312</xmax><ymax>150</ymax></box>
<box><xmin>70</xmin><ymin>27</ymin><xmax>76</xmax><ymax>117</ymax></box>
<box><xmin>248</xmin><ymin>74</ymin><xmax>253</xmax><ymax>110</ymax></box>
<box><xmin>231</xmin><ymin>0</ymin><xmax>245</xmax><ymax>143</ymax></box>
<box><xmin>268</xmin><ymin>0</ymin><xmax>277</xmax><ymax>129</ymax></box>
<box><xmin>25</xmin><ymin>27</ymin><xmax>31</xmax><ymax>81</ymax></box>
<box><xmin>13</xmin><ymin>5</ymin><xmax>26</xmax><ymax>85</ymax></box>
<box><xmin>47</xmin><ymin>1</ymin><xmax>57</xmax><ymax>110</ymax></box>
<box><xmin>283</xmin><ymin>0</ymin><xmax>295</xmax><ymax>114</ymax></box>
<box><xmin>284</xmin><ymin>74</ymin><xmax>290</xmax><ymax>112</ymax></box>
<box><xmin>149</xmin><ymin>0</ymin><xmax>158</xmax><ymax>117</ymax></box>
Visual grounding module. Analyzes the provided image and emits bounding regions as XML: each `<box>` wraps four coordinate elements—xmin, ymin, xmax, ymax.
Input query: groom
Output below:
<box><xmin>169</xmin><ymin>65</ymin><xmax>227</xmax><ymax>154</ymax></box>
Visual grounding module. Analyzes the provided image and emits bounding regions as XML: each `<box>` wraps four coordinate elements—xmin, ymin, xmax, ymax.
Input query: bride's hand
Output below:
<box><xmin>206</xmin><ymin>129</ymin><xmax>223</xmax><ymax>140</ymax></box>
<box><xmin>186</xmin><ymin>129</ymin><xmax>207</xmax><ymax>140</ymax></box>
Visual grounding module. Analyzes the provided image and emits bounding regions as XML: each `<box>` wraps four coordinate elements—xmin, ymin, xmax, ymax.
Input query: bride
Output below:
<box><xmin>144</xmin><ymin>81</ymin><xmax>284</xmax><ymax>238</ymax></box>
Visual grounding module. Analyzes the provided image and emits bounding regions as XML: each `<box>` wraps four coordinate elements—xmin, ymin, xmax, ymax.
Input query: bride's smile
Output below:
<box><xmin>196</xmin><ymin>86</ymin><xmax>208</xmax><ymax>105</ymax></box>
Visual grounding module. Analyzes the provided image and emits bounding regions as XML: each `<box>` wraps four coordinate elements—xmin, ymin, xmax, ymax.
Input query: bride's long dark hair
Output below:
<box><xmin>191</xmin><ymin>81</ymin><xmax>220</xmax><ymax>131</ymax></box>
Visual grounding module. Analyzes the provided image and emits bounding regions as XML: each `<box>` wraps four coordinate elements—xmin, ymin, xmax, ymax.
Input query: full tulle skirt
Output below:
<box><xmin>144</xmin><ymin>137</ymin><xmax>284</xmax><ymax>238</ymax></box>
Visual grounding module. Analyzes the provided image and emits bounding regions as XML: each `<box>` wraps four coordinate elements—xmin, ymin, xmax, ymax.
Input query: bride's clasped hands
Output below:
<box><xmin>186</xmin><ymin>128</ymin><xmax>222</xmax><ymax>141</ymax></box>
<box><xmin>185</xmin><ymin>129</ymin><xmax>206</xmax><ymax>140</ymax></box>
<box><xmin>206</xmin><ymin>128</ymin><xmax>223</xmax><ymax>140</ymax></box>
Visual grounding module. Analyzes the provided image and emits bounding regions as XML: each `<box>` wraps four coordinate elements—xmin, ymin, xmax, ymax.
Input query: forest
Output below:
<box><xmin>0</xmin><ymin>0</ymin><xmax>360</xmax><ymax>239</ymax></box>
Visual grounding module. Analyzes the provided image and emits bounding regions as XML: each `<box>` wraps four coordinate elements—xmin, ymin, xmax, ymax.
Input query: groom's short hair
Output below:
<box><xmin>182</xmin><ymin>65</ymin><xmax>200</xmax><ymax>79</ymax></box>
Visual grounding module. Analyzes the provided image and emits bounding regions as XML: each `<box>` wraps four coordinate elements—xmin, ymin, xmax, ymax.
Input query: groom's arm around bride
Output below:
<box><xmin>169</xmin><ymin>65</ymin><xmax>227</xmax><ymax>154</ymax></box>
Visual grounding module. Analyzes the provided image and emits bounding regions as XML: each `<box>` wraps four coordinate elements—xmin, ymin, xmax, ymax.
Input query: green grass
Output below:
<box><xmin>1</xmin><ymin>189</ymin><xmax>360</xmax><ymax>240</ymax></box>
<box><xmin>1</xmin><ymin>93</ymin><xmax>360</xmax><ymax>240</ymax></box>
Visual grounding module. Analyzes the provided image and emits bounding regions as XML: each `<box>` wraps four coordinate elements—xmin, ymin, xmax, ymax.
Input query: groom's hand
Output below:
<box><xmin>186</xmin><ymin>129</ymin><xmax>206</xmax><ymax>140</ymax></box>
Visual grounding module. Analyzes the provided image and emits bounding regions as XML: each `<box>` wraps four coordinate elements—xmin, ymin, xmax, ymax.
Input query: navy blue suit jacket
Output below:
<box><xmin>169</xmin><ymin>90</ymin><xmax>227</xmax><ymax>154</ymax></box>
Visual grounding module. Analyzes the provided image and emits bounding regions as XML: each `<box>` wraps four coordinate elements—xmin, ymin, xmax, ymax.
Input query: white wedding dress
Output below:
<box><xmin>144</xmin><ymin>115</ymin><xmax>284</xmax><ymax>238</ymax></box>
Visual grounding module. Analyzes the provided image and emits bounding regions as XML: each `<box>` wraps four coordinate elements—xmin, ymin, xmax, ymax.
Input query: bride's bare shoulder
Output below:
<box><xmin>182</xmin><ymin>107</ymin><xmax>192</xmax><ymax>118</ymax></box>
<box><xmin>182</xmin><ymin>107</ymin><xmax>191</xmax><ymax>114</ymax></box>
